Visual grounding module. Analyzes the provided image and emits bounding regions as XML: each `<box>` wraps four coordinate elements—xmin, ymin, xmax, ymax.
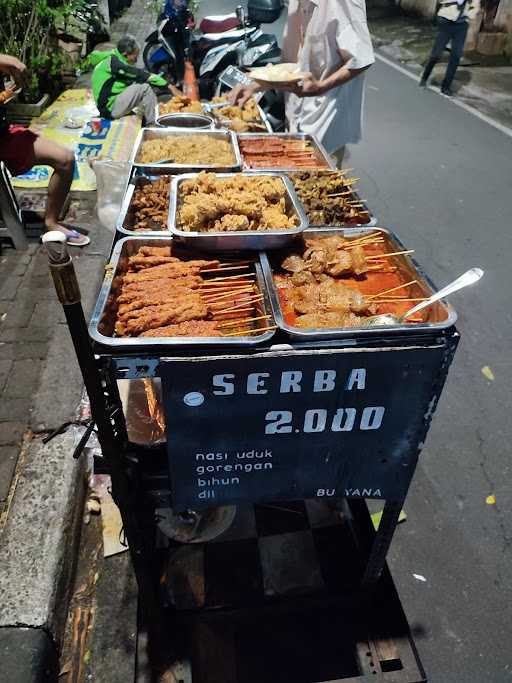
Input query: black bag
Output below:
<box><xmin>248</xmin><ymin>0</ymin><xmax>283</xmax><ymax>24</ymax></box>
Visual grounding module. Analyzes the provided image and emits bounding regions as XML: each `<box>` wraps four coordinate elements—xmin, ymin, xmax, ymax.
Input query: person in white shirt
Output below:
<box><xmin>420</xmin><ymin>0</ymin><xmax>481</xmax><ymax>96</ymax></box>
<box><xmin>231</xmin><ymin>0</ymin><xmax>375</xmax><ymax>166</ymax></box>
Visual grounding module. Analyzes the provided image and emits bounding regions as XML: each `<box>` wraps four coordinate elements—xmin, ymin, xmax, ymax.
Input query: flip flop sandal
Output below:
<box><xmin>66</xmin><ymin>230</ymin><xmax>90</xmax><ymax>247</ymax></box>
<box><xmin>59</xmin><ymin>222</ymin><xmax>90</xmax><ymax>236</ymax></box>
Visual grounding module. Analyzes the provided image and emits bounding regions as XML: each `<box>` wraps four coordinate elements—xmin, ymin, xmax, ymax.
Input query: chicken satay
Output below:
<box><xmin>122</xmin><ymin>259</ymin><xmax>219</xmax><ymax>284</ymax></box>
<box><xmin>142</xmin><ymin>319</ymin><xmax>220</xmax><ymax>337</ymax></box>
<box><xmin>128</xmin><ymin>255</ymin><xmax>180</xmax><ymax>271</ymax></box>
<box><xmin>125</xmin><ymin>300</ymin><xmax>209</xmax><ymax>335</ymax></box>
<box><xmin>137</xmin><ymin>246</ymin><xmax>172</xmax><ymax>257</ymax></box>
<box><xmin>118</xmin><ymin>289</ymin><xmax>202</xmax><ymax>317</ymax></box>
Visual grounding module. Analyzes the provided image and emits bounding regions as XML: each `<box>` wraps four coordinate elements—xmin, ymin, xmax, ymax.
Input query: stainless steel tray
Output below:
<box><xmin>131</xmin><ymin>128</ymin><xmax>242</xmax><ymax>172</ymax></box>
<box><xmin>155</xmin><ymin>113</ymin><xmax>214</xmax><ymax>129</ymax></box>
<box><xmin>204</xmin><ymin>102</ymin><xmax>273</xmax><ymax>133</ymax></box>
<box><xmin>260</xmin><ymin>227</ymin><xmax>457</xmax><ymax>340</ymax></box>
<box><xmin>89</xmin><ymin>236</ymin><xmax>276</xmax><ymax>349</ymax></box>
<box><xmin>168</xmin><ymin>172</ymin><xmax>308</xmax><ymax>252</ymax></box>
<box><xmin>287</xmin><ymin>170</ymin><xmax>377</xmax><ymax>228</ymax></box>
<box><xmin>117</xmin><ymin>175</ymin><xmax>172</xmax><ymax>236</ymax></box>
<box><xmin>238</xmin><ymin>132</ymin><xmax>336</xmax><ymax>172</ymax></box>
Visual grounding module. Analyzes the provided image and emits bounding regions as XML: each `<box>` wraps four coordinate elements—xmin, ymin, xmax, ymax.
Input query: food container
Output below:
<box><xmin>260</xmin><ymin>227</ymin><xmax>457</xmax><ymax>340</ymax></box>
<box><xmin>117</xmin><ymin>175</ymin><xmax>172</xmax><ymax>236</ymax></box>
<box><xmin>131</xmin><ymin>128</ymin><xmax>242</xmax><ymax>173</ymax></box>
<box><xmin>238</xmin><ymin>132</ymin><xmax>336</xmax><ymax>173</ymax></box>
<box><xmin>204</xmin><ymin>102</ymin><xmax>273</xmax><ymax>133</ymax></box>
<box><xmin>295</xmin><ymin>190</ymin><xmax>377</xmax><ymax>229</ymax></box>
<box><xmin>89</xmin><ymin>236</ymin><xmax>276</xmax><ymax>349</ymax></box>
<box><xmin>168</xmin><ymin>172</ymin><xmax>309</xmax><ymax>251</ymax></box>
<box><xmin>155</xmin><ymin>113</ymin><xmax>214</xmax><ymax>129</ymax></box>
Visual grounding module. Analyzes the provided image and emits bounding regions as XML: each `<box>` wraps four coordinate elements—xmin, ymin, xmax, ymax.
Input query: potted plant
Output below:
<box><xmin>0</xmin><ymin>0</ymin><xmax>67</xmax><ymax>123</ymax></box>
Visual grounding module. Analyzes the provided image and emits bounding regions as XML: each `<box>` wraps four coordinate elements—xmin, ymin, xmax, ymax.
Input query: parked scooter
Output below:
<box><xmin>143</xmin><ymin>0</ymin><xmax>283</xmax><ymax>99</ymax></box>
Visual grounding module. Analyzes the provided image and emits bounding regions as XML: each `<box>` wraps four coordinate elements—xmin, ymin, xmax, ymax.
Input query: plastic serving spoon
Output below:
<box><xmin>364</xmin><ymin>267</ymin><xmax>484</xmax><ymax>327</ymax></box>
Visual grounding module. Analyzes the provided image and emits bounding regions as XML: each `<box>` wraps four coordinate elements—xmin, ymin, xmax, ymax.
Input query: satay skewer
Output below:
<box><xmin>200</xmin><ymin>264</ymin><xmax>251</xmax><ymax>274</ymax></box>
<box><xmin>367</xmin><ymin>279</ymin><xmax>418</xmax><ymax>299</ymax></box>
<box><xmin>202</xmin><ymin>273</ymin><xmax>255</xmax><ymax>283</ymax></box>
<box><xmin>221</xmin><ymin>325</ymin><xmax>277</xmax><ymax>337</ymax></box>
<box><xmin>372</xmin><ymin>297</ymin><xmax>428</xmax><ymax>303</ymax></box>
<box><xmin>213</xmin><ymin>297</ymin><xmax>263</xmax><ymax>315</ymax></box>
<box><xmin>202</xmin><ymin>287</ymin><xmax>255</xmax><ymax>302</ymax></box>
<box><xmin>217</xmin><ymin>315</ymin><xmax>271</xmax><ymax>329</ymax></box>
<box><xmin>367</xmin><ymin>249</ymin><xmax>415</xmax><ymax>261</ymax></box>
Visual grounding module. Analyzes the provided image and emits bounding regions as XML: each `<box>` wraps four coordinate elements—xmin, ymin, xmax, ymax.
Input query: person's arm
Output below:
<box><xmin>0</xmin><ymin>54</ymin><xmax>26</xmax><ymax>86</ymax></box>
<box><xmin>110</xmin><ymin>56</ymin><xmax>168</xmax><ymax>87</ymax></box>
<box><xmin>293</xmin><ymin>59</ymin><xmax>371</xmax><ymax>98</ymax></box>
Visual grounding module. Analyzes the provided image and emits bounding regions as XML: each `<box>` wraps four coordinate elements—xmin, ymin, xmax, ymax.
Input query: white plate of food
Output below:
<box><xmin>247</xmin><ymin>63</ymin><xmax>307</xmax><ymax>87</ymax></box>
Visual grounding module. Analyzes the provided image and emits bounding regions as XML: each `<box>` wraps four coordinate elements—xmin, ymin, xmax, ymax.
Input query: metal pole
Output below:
<box><xmin>42</xmin><ymin>232</ymin><xmax>166</xmax><ymax>663</ymax></box>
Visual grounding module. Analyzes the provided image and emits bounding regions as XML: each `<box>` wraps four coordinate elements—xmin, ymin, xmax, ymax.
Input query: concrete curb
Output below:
<box><xmin>0</xmin><ymin>627</ymin><xmax>59</xmax><ymax>682</ymax></box>
<box><xmin>0</xmin><ymin>429</ymin><xmax>88</xmax><ymax>680</ymax></box>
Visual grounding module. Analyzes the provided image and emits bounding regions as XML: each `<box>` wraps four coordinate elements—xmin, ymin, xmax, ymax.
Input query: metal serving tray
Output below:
<box><xmin>168</xmin><ymin>172</ymin><xmax>309</xmax><ymax>252</ymax></box>
<box><xmin>89</xmin><ymin>236</ymin><xmax>276</xmax><ymax>349</ymax></box>
<box><xmin>117</xmin><ymin>174</ymin><xmax>172</xmax><ymax>236</ymax></box>
<box><xmin>131</xmin><ymin>128</ymin><xmax>242</xmax><ymax>173</ymax></box>
<box><xmin>238</xmin><ymin>132</ymin><xmax>336</xmax><ymax>173</ymax></box>
<box><xmin>204</xmin><ymin>102</ymin><xmax>273</xmax><ymax>134</ymax></box>
<box><xmin>156</xmin><ymin>113</ymin><xmax>214</xmax><ymax>129</ymax></box>
<box><xmin>260</xmin><ymin>227</ymin><xmax>458</xmax><ymax>340</ymax></box>
<box><xmin>287</xmin><ymin>170</ymin><xmax>377</xmax><ymax>228</ymax></box>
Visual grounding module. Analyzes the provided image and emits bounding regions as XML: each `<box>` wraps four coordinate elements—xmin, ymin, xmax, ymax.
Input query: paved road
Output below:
<box><xmin>350</xmin><ymin>58</ymin><xmax>512</xmax><ymax>682</ymax></box>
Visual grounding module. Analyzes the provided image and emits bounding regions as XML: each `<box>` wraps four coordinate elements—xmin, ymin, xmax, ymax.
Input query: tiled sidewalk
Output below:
<box><xmin>0</xmin><ymin>198</ymin><xmax>110</xmax><ymax>517</ymax></box>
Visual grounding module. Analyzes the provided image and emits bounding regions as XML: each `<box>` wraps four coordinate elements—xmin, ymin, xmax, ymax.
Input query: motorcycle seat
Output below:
<box><xmin>199</xmin><ymin>15</ymin><xmax>241</xmax><ymax>34</ymax></box>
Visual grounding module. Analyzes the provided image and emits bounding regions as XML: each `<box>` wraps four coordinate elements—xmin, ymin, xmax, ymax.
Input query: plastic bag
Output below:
<box><xmin>92</xmin><ymin>159</ymin><xmax>131</xmax><ymax>232</ymax></box>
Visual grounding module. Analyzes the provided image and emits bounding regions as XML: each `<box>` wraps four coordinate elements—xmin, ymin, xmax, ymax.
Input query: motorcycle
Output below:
<box><xmin>143</xmin><ymin>0</ymin><xmax>283</xmax><ymax>99</ymax></box>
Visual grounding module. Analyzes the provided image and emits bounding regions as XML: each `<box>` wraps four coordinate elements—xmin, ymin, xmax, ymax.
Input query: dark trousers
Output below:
<box><xmin>422</xmin><ymin>18</ymin><xmax>469</xmax><ymax>89</ymax></box>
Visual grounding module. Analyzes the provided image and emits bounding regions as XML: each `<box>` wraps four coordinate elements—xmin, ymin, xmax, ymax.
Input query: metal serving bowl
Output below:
<box><xmin>156</xmin><ymin>113</ymin><xmax>213</xmax><ymax>129</ymax></box>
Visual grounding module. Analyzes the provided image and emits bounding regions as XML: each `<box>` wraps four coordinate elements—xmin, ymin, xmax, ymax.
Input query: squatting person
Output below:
<box><xmin>0</xmin><ymin>54</ymin><xmax>88</xmax><ymax>247</ymax></box>
<box><xmin>230</xmin><ymin>0</ymin><xmax>375</xmax><ymax>166</ymax></box>
<box><xmin>90</xmin><ymin>35</ymin><xmax>178</xmax><ymax>125</ymax></box>
<box><xmin>420</xmin><ymin>0</ymin><xmax>481</xmax><ymax>96</ymax></box>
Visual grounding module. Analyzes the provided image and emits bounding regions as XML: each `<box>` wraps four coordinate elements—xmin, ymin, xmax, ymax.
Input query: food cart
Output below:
<box><xmin>45</xmin><ymin>119</ymin><xmax>462</xmax><ymax>682</ymax></box>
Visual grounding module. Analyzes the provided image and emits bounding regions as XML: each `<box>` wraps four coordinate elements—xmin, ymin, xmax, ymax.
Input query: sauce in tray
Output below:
<box><xmin>272</xmin><ymin>236</ymin><xmax>432</xmax><ymax>330</ymax></box>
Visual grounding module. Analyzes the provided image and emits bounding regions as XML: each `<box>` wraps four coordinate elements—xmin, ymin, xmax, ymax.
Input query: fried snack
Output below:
<box><xmin>130</xmin><ymin>177</ymin><xmax>171</xmax><ymax>232</ymax></box>
<box><xmin>210</xmin><ymin>96</ymin><xmax>265</xmax><ymax>132</ymax></box>
<box><xmin>137</xmin><ymin>135</ymin><xmax>236</xmax><ymax>166</ymax></box>
<box><xmin>290</xmin><ymin>171</ymin><xmax>370</xmax><ymax>225</ymax></box>
<box><xmin>0</xmin><ymin>84</ymin><xmax>16</xmax><ymax>104</ymax></box>
<box><xmin>158</xmin><ymin>95</ymin><xmax>205</xmax><ymax>115</ymax></box>
<box><xmin>177</xmin><ymin>172</ymin><xmax>298</xmax><ymax>232</ymax></box>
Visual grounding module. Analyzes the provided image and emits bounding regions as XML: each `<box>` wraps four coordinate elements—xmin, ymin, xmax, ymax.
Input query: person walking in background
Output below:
<box><xmin>420</xmin><ymin>0</ymin><xmax>480</xmax><ymax>96</ymax></box>
<box><xmin>230</xmin><ymin>0</ymin><xmax>374</xmax><ymax>167</ymax></box>
<box><xmin>90</xmin><ymin>35</ymin><xmax>178</xmax><ymax>125</ymax></box>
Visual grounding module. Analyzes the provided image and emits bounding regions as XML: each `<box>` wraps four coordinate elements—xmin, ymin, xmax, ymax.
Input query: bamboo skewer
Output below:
<box><xmin>200</xmin><ymin>265</ymin><xmax>251</xmax><ymax>274</ymax></box>
<box><xmin>373</xmin><ymin>298</ymin><xmax>428</xmax><ymax>303</ymax></box>
<box><xmin>213</xmin><ymin>297</ymin><xmax>263</xmax><ymax>315</ymax></box>
<box><xmin>202</xmin><ymin>273</ymin><xmax>255</xmax><ymax>282</ymax></box>
<box><xmin>217</xmin><ymin>315</ymin><xmax>271</xmax><ymax>329</ymax></box>
<box><xmin>202</xmin><ymin>287</ymin><xmax>255</xmax><ymax>302</ymax></box>
<box><xmin>368</xmin><ymin>279</ymin><xmax>418</xmax><ymax>299</ymax></box>
<box><xmin>367</xmin><ymin>249</ymin><xmax>415</xmax><ymax>261</ymax></box>
<box><xmin>221</xmin><ymin>325</ymin><xmax>277</xmax><ymax>337</ymax></box>
<box><xmin>214</xmin><ymin>306</ymin><xmax>255</xmax><ymax>317</ymax></box>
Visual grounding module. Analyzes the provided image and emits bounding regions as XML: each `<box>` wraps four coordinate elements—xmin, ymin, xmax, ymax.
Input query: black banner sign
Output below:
<box><xmin>160</xmin><ymin>345</ymin><xmax>449</xmax><ymax>510</ymax></box>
